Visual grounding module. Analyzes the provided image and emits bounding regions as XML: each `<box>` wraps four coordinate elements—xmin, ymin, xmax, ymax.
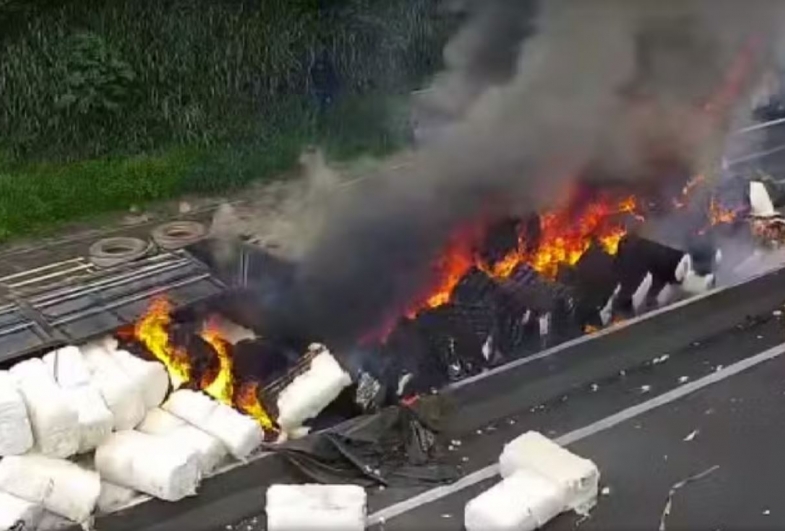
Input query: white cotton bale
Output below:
<box><xmin>66</xmin><ymin>386</ymin><xmax>114</xmax><ymax>454</ymax></box>
<box><xmin>137</xmin><ymin>408</ymin><xmax>186</xmax><ymax>434</ymax></box>
<box><xmin>161</xmin><ymin>390</ymin><xmax>217</xmax><ymax>426</ymax></box>
<box><xmin>0</xmin><ymin>371</ymin><xmax>34</xmax><ymax>456</ymax></box>
<box><xmin>674</xmin><ymin>255</ymin><xmax>691</xmax><ymax>283</ymax></box>
<box><xmin>81</xmin><ymin>344</ymin><xmax>146</xmax><ymax>430</ymax></box>
<box><xmin>276</xmin><ymin>345</ymin><xmax>352</xmax><ymax>433</ymax></box>
<box><xmin>138</xmin><ymin>409</ymin><xmax>227</xmax><ymax>474</ymax></box>
<box><xmin>167</xmin><ymin>426</ymin><xmax>228</xmax><ymax>475</ymax></box>
<box><xmin>34</xmin><ymin>512</ymin><xmax>73</xmax><ymax>531</ymax></box>
<box><xmin>9</xmin><ymin>360</ymin><xmax>79</xmax><ymax>459</ymax></box>
<box><xmin>162</xmin><ymin>391</ymin><xmax>262</xmax><ymax>460</ymax></box>
<box><xmin>96</xmin><ymin>481</ymin><xmax>138</xmax><ymax>515</ymax></box>
<box><xmin>0</xmin><ymin>455</ymin><xmax>100</xmax><ymax>524</ymax></box>
<box><xmin>0</xmin><ymin>492</ymin><xmax>42</xmax><ymax>531</ymax></box>
<box><xmin>109</xmin><ymin>349</ymin><xmax>169</xmax><ymax>410</ymax></box>
<box><xmin>631</xmin><ymin>272</ymin><xmax>653</xmax><ymax>312</ymax></box>
<box><xmin>464</xmin><ymin>470</ymin><xmax>566</xmax><ymax>531</ymax></box>
<box><xmin>499</xmin><ymin>431</ymin><xmax>600</xmax><ymax>514</ymax></box>
<box><xmin>94</xmin><ymin>431</ymin><xmax>201</xmax><ymax>502</ymax></box>
<box><xmin>204</xmin><ymin>403</ymin><xmax>263</xmax><ymax>460</ymax></box>
<box><xmin>42</xmin><ymin>346</ymin><xmax>114</xmax><ymax>452</ymax></box>
<box><xmin>266</xmin><ymin>484</ymin><xmax>366</xmax><ymax>531</ymax></box>
<box><xmin>43</xmin><ymin>347</ymin><xmax>91</xmax><ymax>388</ymax></box>
<box><xmin>750</xmin><ymin>181</ymin><xmax>777</xmax><ymax>217</ymax></box>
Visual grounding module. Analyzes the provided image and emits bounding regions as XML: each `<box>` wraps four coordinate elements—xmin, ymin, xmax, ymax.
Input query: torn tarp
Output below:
<box><xmin>270</xmin><ymin>397</ymin><xmax>459</xmax><ymax>487</ymax></box>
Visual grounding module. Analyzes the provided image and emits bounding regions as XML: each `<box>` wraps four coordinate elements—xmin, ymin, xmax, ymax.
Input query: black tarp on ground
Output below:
<box><xmin>270</xmin><ymin>397</ymin><xmax>459</xmax><ymax>488</ymax></box>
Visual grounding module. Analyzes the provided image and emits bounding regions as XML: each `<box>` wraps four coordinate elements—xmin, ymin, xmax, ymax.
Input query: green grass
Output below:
<box><xmin>0</xmin><ymin>92</ymin><xmax>412</xmax><ymax>240</ymax></box>
<box><xmin>0</xmin><ymin>0</ymin><xmax>452</xmax><ymax>241</ymax></box>
<box><xmin>0</xmin><ymin>149</ymin><xmax>198</xmax><ymax>239</ymax></box>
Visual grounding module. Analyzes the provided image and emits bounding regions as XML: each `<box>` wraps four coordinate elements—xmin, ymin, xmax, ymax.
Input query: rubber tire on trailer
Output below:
<box><xmin>89</xmin><ymin>237</ymin><xmax>154</xmax><ymax>269</ymax></box>
<box><xmin>151</xmin><ymin>221</ymin><xmax>207</xmax><ymax>250</ymax></box>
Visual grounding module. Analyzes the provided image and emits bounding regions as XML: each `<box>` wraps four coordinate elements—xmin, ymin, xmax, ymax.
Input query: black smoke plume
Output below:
<box><xmin>292</xmin><ymin>0</ymin><xmax>783</xmax><ymax>348</ymax></box>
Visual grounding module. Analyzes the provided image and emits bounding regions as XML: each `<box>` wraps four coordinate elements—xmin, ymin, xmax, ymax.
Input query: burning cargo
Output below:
<box><xmin>0</xmin><ymin>167</ymin><xmax>772</xmax><ymax>529</ymax></box>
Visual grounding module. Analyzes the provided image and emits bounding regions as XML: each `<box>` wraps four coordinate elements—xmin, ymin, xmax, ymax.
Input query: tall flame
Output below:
<box><xmin>134</xmin><ymin>297</ymin><xmax>191</xmax><ymax>388</ymax></box>
<box><xmin>133</xmin><ymin>296</ymin><xmax>274</xmax><ymax>430</ymax></box>
<box><xmin>236</xmin><ymin>381</ymin><xmax>274</xmax><ymax>430</ymax></box>
<box><xmin>406</xmin><ymin>194</ymin><xmax>642</xmax><ymax>318</ymax></box>
<box><xmin>199</xmin><ymin>321</ymin><xmax>234</xmax><ymax>405</ymax></box>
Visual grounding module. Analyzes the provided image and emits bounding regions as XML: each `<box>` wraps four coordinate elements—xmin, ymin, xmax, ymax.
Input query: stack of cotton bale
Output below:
<box><xmin>465</xmin><ymin>431</ymin><xmax>600</xmax><ymax>531</ymax></box>
<box><xmin>0</xmin><ymin>338</ymin><xmax>266</xmax><ymax>528</ymax></box>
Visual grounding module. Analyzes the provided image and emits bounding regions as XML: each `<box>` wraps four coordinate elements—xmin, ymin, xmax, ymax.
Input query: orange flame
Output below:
<box><xmin>199</xmin><ymin>321</ymin><xmax>234</xmax><ymax>406</ymax></box>
<box><xmin>673</xmin><ymin>174</ymin><xmax>706</xmax><ymax>209</ymax></box>
<box><xmin>236</xmin><ymin>381</ymin><xmax>274</xmax><ymax>430</ymax></box>
<box><xmin>134</xmin><ymin>298</ymin><xmax>191</xmax><ymax>388</ymax></box>
<box><xmin>708</xmin><ymin>197</ymin><xmax>738</xmax><ymax>226</ymax></box>
<box><xmin>134</xmin><ymin>297</ymin><xmax>274</xmax><ymax>429</ymax></box>
<box><xmin>406</xmin><ymin>194</ymin><xmax>642</xmax><ymax>317</ymax></box>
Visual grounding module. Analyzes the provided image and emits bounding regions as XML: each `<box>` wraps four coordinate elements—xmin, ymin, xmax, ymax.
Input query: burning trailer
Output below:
<box><xmin>0</xmin><ymin>169</ymin><xmax>776</xmax><ymax>530</ymax></box>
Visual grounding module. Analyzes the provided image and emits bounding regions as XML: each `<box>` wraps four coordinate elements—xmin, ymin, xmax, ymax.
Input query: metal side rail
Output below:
<box><xmin>0</xmin><ymin>250</ymin><xmax>226</xmax><ymax>365</ymax></box>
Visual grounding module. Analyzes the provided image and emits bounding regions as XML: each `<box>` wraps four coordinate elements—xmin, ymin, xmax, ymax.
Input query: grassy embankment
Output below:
<box><xmin>0</xmin><ymin>0</ymin><xmax>450</xmax><ymax>239</ymax></box>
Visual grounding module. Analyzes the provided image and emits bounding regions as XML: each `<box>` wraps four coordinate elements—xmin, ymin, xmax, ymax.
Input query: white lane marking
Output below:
<box><xmin>367</xmin><ymin>341</ymin><xmax>785</xmax><ymax>527</ymax></box>
<box><xmin>735</xmin><ymin>116</ymin><xmax>785</xmax><ymax>135</ymax></box>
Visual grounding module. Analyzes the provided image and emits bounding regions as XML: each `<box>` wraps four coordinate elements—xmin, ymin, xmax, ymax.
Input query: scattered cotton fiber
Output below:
<box><xmin>266</xmin><ymin>484</ymin><xmax>366</xmax><ymax>531</ymax></box>
<box><xmin>139</xmin><ymin>409</ymin><xmax>227</xmax><ymax>474</ymax></box>
<box><xmin>464</xmin><ymin>470</ymin><xmax>566</xmax><ymax>531</ymax></box>
<box><xmin>276</xmin><ymin>345</ymin><xmax>352</xmax><ymax>433</ymax></box>
<box><xmin>499</xmin><ymin>431</ymin><xmax>600</xmax><ymax>514</ymax></box>
<box><xmin>0</xmin><ymin>492</ymin><xmax>42</xmax><ymax>531</ymax></box>
<box><xmin>96</xmin><ymin>481</ymin><xmax>138</xmax><ymax>515</ymax></box>
<box><xmin>109</xmin><ymin>349</ymin><xmax>169</xmax><ymax>410</ymax></box>
<box><xmin>81</xmin><ymin>344</ymin><xmax>146</xmax><ymax>430</ymax></box>
<box><xmin>0</xmin><ymin>455</ymin><xmax>100</xmax><ymax>524</ymax></box>
<box><xmin>10</xmin><ymin>359</ymin><xmax>79</xmax><ymax>459</ymax></box>
<box><xmin>163</xmin><ymin>390</ymin><xmax>263</xmax><ymax>460</ymax></box>
<box><xmin>0</xmin><ymin>371</ymin><xmax>34</xmax><ymax>456</ymax></box>
<box><xmin>95</xmin><ymin>431</ymin><xmax>201</xmax><ymax>502</ymax></box>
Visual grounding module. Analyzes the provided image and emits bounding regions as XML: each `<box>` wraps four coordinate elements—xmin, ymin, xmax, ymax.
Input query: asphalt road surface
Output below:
<box><xmin>225</xmin><ymin>305</ymin><xmax>785</xmax><ymax>531</ymax></box>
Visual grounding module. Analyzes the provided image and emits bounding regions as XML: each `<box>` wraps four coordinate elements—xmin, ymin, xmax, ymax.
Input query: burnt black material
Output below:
<box><xmin>169</xmin><ymin>329</ymin><xmax>219</xmax><ymax>389</ymax></box>
<box><xmin>232</xmin><ymin>338</ymin><xmax>301</xmax><ymax>388</ymax></box>
<box><xmin>414</xmin><ymin>304</ymin><xmax>493</xmax><ymax>382</ymax></box>
<box><xmin>499</xmin><ymin>264</ymin><xmax>573</xmax><ymax>315</ymax></box>
<box><xmin>477</xmin><ymin>217</ymin><xmax>521</xmax><ymax>267</ymax></box>
<box><xmin>686</xmin><ymin>232</ymin><xmax>718</xmax><ymax>276</ymax></box>
<box><xmin>451</xmin><ymin>267</ymin><xmax>501</xmax><ymax>307</ymax></box>
<box><xmin>273</xmin><ymin>399</ymin><xmax>458</xmax><ymax>488</ymax></box>
<box><xmin>614</xmin><ymin>234</ymin><xmax>684</xmax><ymax>310</ymax></box>
<box><xmin>559</xmin><ymin>244</ymin><xmax>617</xmax><ymax>329</ymax></box>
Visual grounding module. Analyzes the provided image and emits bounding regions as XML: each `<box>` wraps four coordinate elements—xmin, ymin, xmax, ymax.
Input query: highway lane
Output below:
<box><xmin>222</xmin><ymin>304</ymin><xmax>785</xmax><ymax>531</ymax></box>
<box><xmin>365</xmin><ymin>313</ymin><xmax>785</xmax><ymax>531</ymax></box>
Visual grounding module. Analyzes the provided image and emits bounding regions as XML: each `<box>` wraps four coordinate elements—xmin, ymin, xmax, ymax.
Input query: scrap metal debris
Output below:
<box><xmin>658</xmin><ymin>465</ymin><xmax>720</xmax><ymax>531</ymax></box>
